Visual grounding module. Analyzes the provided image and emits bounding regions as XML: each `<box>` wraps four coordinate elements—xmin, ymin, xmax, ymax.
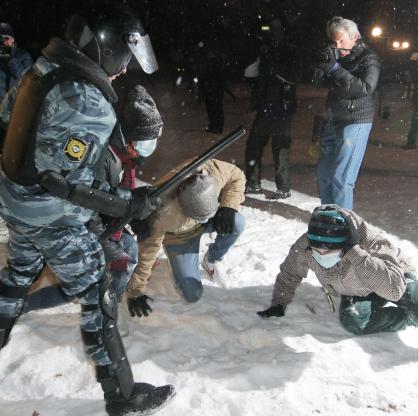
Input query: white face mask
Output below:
<box><xmin>312</xmin><ymin>250</ymin><xmax>342</xmax><ymax>269</ymax></box>
<box><xmin>132</xmin><ymin>138</ymin><xmax>157</xmax><ymax>157</ymax></box>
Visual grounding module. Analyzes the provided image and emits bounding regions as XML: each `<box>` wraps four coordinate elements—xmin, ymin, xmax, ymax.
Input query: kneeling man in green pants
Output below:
<box><xmin>258</xmin><ymin>204</ymin><xmax>418</xmax><ymax>335</ymax></box>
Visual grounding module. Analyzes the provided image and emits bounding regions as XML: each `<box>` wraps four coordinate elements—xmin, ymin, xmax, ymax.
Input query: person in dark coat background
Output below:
<box><xmin>0</xmin><ymin>22</ymin><xmax>32</xmax><ymax>145</ymax></box>
<box><xmin>402</xmin><ymin>56</ymin><xmax>418</xmax><ymax>150</ymax></box>
<box><xmin>197</xmin><ymin>48</ymin><xmax>234</xmax><ymax>135</ymax></box>
<box><xmin>244</xmin><ymin>17</ymin><xmax>299</xmax><ymax>199</ymax></box>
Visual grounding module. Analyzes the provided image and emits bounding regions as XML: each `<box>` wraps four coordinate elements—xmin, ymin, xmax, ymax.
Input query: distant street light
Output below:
<box><xmin>371</xmin><ymin>26</ymin><xmax>382</xmax><ymax>37</ymax></box>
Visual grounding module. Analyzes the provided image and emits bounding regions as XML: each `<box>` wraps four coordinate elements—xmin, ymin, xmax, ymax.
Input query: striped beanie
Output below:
<box><xmin>307</xmin><ymin>206</ymin><xmax>348</xmax><ymax>250</ymax></box>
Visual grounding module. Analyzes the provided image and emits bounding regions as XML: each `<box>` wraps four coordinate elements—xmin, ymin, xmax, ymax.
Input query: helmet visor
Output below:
<box><xmin>127</xmin><ymin>32</ymin><xmax>158</xmax><ymax>74</ymax></box>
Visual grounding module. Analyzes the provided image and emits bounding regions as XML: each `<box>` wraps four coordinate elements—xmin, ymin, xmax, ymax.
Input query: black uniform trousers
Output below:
<box><xmin>245</xmin><ymin>114</ymin><xmax>292</xmax><ymax>192</ymax></box>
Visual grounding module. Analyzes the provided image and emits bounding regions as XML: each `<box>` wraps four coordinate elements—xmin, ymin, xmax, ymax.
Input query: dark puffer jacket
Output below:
<box><xmin>317</xmin><ymin>41</ymin><xmax>380</xmax><ymax>124</ymax></box>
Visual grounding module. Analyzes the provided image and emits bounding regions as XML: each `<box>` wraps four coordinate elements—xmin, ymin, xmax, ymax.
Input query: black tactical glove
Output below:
<box><xmin>128</xmin><ymin>295</ymin><xmax>154</xmax><ymax>318</ymax></box>
<box><xmin>87</xmin><ymin>214</ymin><xmax>126</xmax><ymax>262</ymax></box>
<box><xmin>344</xmin><ymin>216</ymin><xmax>360</xmax><ymax>250</ymax></box>
<box><xmin>130</xmin><ymin>219</ymin><xmax>151</xmax><ymax>241</ymax></box>
<box><xmin>257</xmin><ymin>304</ymin><xmax>286</xmax><ymax>318</ymax></box>
<box><xmin>129</xmin><ymin>186</ymin><xmax>161</xmax><ymax>221</ymax></box>
<box><xmin>212</xmin><ymin>207</ymin><xmax>237</xmax><ymax>235</ymax></box>
<box><xmin>316</xmin><ymin>46</ymin><xmax>339</xmax><ymax>75</ymax></box>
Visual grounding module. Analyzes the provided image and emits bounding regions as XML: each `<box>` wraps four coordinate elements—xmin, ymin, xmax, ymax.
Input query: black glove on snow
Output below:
<box><xmin>130</xmin><ymin>186</ymin><xmax>161</xmax><ymax>220</ymax></box>
<box><xmin>212</xmin><ymin>207</ymin><xmax>237</xmax><ymax>235</ymax></box>
<box><xmin>257</xmin><ymin>304</ymin><xmax>286</xmax><ymax>318</ymax></box>
<box><xmin>130</xmin><ymin>219</ymin><xmax>151</xmax><ymax>241</ymax></box>
<box><xmin>344</xmin><ymin>216</ymin><xmax>360</xmax><ymax>250</ymax></box>
<box><xmin>128</xmin><ymin>295</ymin><xmax>154</xmax><ymax>318</ymax></box>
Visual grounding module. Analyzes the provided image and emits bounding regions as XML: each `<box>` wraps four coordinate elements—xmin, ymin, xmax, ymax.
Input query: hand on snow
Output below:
<box><xmin>128</xmin><ymin>295</ymin><xmax>154</xmax><ymax>318</ymax></box>
<box><xmin>257</xmin><ymin>304</ymin><xmax>286</xmax><ymax>318</ymax></box>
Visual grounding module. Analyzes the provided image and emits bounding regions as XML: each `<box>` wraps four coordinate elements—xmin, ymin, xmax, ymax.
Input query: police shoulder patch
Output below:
<box><xmin>63</xmin><ymin>137</ymin><xmax>89</xmax><ymax>163</ymax></box>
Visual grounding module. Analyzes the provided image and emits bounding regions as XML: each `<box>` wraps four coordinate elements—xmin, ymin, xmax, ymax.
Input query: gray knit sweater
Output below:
<box><xmin>271</xmin><ymin>206</ymin><xmax>415</xmax><ymax>307</ymax></box>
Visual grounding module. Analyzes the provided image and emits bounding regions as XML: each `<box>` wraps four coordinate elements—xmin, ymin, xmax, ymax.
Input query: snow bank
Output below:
<box><xmin>1</xmin><ymin>192</ymin><xmax>418</xmax><ymax>416</ymax></box>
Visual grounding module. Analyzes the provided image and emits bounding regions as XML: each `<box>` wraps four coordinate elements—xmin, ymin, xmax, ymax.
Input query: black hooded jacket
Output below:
<box><xmin>254</xmin><ymin>41</ymin><xmax>299</xmax><ymax>118</ymax></box>
<box><xmin>315</xmin><ymin>41</ymin><xmax>380</xmax><ymax>124</ymax></box>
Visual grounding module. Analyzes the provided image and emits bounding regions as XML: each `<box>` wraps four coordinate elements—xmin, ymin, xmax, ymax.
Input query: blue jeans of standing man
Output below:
<box><xmin>164</xmin><ymin>212</ymin><xmax>245</xmax><ymax>303</ymax></box>
<box><xmin>316</xmin><ymin>122</ymin><xmax>372</xmax><ymax>210</ymax></box>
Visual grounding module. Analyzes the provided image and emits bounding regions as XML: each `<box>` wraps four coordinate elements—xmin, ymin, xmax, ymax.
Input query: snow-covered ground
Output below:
<box><xmin>1</xmin><ymin>187</ymin><xmax>418</xmax><ymax>416</ymax></box>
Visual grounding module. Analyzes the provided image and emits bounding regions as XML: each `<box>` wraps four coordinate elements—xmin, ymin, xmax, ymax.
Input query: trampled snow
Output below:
<box><xmin>1</xmin><ymin>187</ymin><xmax>418</xmax><ymax>416</ymax></box>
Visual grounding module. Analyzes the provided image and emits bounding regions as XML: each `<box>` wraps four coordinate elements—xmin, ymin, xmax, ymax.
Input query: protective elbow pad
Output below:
<box><xmin>39</xmin><ymin>170</ymin><xmax>130</xmax><ymax>218</ymax></box>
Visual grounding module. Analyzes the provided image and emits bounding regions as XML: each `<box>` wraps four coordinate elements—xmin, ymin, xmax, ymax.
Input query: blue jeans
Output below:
<box><xmin>316</xmin><ymin>122</ymin><xmax>372</xmax><ymax>210</ymax></box>
<box><xmin>164</xmin><ymin>212</ymin><xmax>245</xmax><ymax>303</ymax></box>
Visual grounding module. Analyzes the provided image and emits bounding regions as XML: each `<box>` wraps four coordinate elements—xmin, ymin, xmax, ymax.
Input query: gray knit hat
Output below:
<box><xmin>177</xmin><ymin>172</ymin><xmax>219</xmax><ymax>222</ymax></box>
<box><xmin>122</xmin><ymin>85</ymin><xmax>163</xmax><ymax>141</ymax></box>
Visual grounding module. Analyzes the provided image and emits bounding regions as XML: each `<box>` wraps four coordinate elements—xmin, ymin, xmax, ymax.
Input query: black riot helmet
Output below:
<box><xmin>64</xmin><ymin>1</ymin><xmax>158</xmax><ymax>76</ymax></box>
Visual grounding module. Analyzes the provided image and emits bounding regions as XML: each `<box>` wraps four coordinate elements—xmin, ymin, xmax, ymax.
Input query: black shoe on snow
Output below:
<box><xmin>244</xmin><ymin>184</ymin><xmax>262</xmax><ymax>194</ymax></box>
<box><xmin>267</xmin><ymin>189</ymin><xmax>291</xmax><ymax>200</ymax></box>
<box><xmin>105</xmin><ymin>383</ymin><xmax>175</xmax><ymax>416</ymax></box>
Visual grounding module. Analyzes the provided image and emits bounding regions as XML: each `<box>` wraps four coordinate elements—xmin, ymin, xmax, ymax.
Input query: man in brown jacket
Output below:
<box><xmin>257</xmin><ymin>204</ymin><xmax>418</xmax><ymax>335</ymax></box>
<box><xmin>127</xmin><ymin>158</ymin><xmax>246</xmax><ymax>316</ymax></box>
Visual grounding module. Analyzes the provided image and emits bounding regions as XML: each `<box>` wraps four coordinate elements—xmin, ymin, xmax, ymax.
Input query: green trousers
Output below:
<box><xmin>339</xmin><ymin>273</ymin><xmax>418</xmax><ymax>335</ymax></box>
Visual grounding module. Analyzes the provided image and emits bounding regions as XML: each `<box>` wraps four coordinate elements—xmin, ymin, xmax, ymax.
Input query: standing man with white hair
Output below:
<box><xmin>314</xmin><ymin>17</ymin><xmax>380</xmax><ymax>210</ymax></box>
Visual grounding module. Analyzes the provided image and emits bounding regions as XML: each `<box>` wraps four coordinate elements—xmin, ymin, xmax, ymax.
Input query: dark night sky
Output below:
<box><xmin>1</xmin><ymin>0</ymin><xmax>417</xmax><ymax>78</ymax></box>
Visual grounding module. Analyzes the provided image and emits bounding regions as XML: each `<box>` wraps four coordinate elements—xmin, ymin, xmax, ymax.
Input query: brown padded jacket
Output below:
<box><xmin>127</xmin><ymin>159</ymin><xmax>245</xmax><ymax>298</ymax></box>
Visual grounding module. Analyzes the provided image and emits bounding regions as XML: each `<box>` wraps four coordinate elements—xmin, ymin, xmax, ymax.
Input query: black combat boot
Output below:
<box><xmin>0</xmin><ymin>328</ymin><xmax>9</xmax><ymax>349</ymax></box>
<box><xmin>105</xmin><ymin>383</ymin><xmax>175</xmax><ymax>416</ymax></box>
<box><xmin>244</xmin><ymin>183</ymin><xmax>262</xmax><ymax>194</ymax></box>
<box><xmin>0</xmin><ymin>316</ymin><xmax>16</xmax><ymax>350</ymax></box>
<box><xmin>267</xmin><ymin>189</ymin><xmax>291</xmax><ymax>200</ymax></box>
<box><xmin>97</xmin><ymin>365</ymin><xmax>175</xmax><ymax>416</ymax></box>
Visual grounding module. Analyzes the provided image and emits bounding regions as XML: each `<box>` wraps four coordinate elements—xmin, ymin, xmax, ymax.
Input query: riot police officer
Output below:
<box><xmin>0</xmin><ymin>2</ymin><xmax>174</xmax><ymax>415</ymax></box>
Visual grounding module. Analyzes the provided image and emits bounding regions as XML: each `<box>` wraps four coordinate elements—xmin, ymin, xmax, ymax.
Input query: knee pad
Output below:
<box><xmin>99</xmin><ymin>273</ymin><xmax>118</xmax><ymax>321</ymax></box>
<box><xmin>80</xmin><ymin>273</ymin><xmax>135</xmax><ymax>400</ymax></box>
<box><xmin>99</xmin><ymin>273</ymin><xmax>134</xmax><ymax>399</ymax></box>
